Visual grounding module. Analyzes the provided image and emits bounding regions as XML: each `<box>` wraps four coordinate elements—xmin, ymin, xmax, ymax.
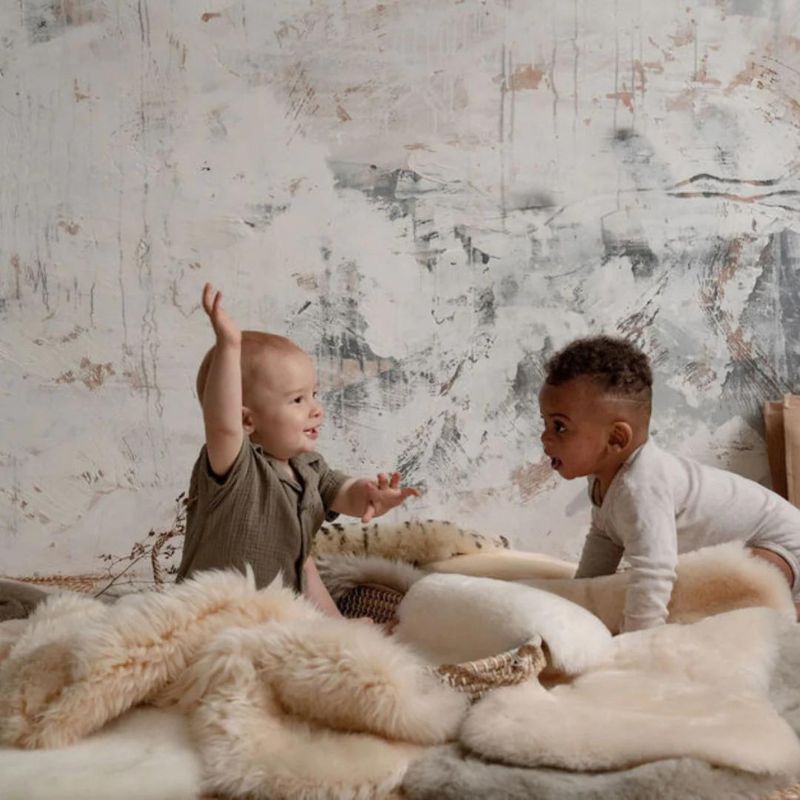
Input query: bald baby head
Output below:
<box><xmin>196</xmin><ymin>331</ymin><xmax>308</xmax><ymax>410</ymax></box>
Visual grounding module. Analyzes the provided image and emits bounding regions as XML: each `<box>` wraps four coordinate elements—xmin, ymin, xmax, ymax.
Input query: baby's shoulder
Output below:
<box><xmin>619</xmin><ymin>442</ymin><xmax>673</xmax><ymax>488</ymax></box>
<box><xmin>611</xmin><ymin>445</ymin><xmax>676</xmax><ymax>513</ymax></box>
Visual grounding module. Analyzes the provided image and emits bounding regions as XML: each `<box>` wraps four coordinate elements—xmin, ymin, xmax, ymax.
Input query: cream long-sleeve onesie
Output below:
<box><xmin>575</xmin><ymin>438</ymin><xmax>800</xmax><ymax>632</ymax></box>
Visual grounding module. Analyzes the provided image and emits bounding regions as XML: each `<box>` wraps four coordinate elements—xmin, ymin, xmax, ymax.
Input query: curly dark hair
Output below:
<box><xmin>544</xmin><ymin>335</ymin><xmax>652</xmax><ymax>403</ymax></box>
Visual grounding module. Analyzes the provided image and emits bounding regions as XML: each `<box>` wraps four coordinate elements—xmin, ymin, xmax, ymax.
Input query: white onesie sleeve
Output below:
<box><xmin>612</xmin><ymin>486</ymin><xmax>678</xmax><ymax>632</ymax></box>
<box><xmin>574</xmin><ymin>522</ymin><xmax>624</xmax><ymax>578</ymax></box>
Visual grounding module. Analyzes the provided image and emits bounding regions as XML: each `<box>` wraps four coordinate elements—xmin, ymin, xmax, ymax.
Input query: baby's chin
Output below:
<box><xmin>295</xmin><ymin>436</ymin><xmax>319</xmax><ymax>455</ymax></box>
<box><xmin>550</xmin><ymin>460</ymin><xmax>590</xmax><ymax>480</ymax></box>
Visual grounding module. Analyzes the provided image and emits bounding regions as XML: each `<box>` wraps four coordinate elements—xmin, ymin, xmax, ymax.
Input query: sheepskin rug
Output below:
<box><xmin>313</xmin><ymin>519</ymin><xmax>508</xmax><ymax>564</ymax></box>
<box><xmin>320</xmin><ymin>540</ymin><xmax>796</xmax><ymax>635</ymax></box>
<box><xmin>394</xmin><ymin>573</ymin><xmax>612</xmax><ymax>673</ymax></box>
<box><xmin>0</xmin><ymin>707</ymin><xmax>202</xmax><ymax>800</ymax></box>
<box><xmin>403</xmin><ymin>617</ymin><xmax>800</xmax><ymax>800</ymax></box>
<box><xmin>520</xmin><ymin>541</ymin><xmax>797</xmax><ymax>633</ymax></box>
<box><xmin>426</xmin><ymin>549</ymin><xmax>576</xmax><ymax>579</ymax></box>
<box><xmin>390</xmin><ymin>569</ymin><xmax>800</xmax><ymax>775</ymax></box>
<box><xmin>403</xmin><ymin>746</ymin><xmax>798</xmax><ymax>800</ymax></box>
<box><xmin>0</xmin><ymin>568</ymin><xmax>319</xmax><ymax>749</ymax></box>
<box><xmin>461</xmin><ymin>607</ymin><xmax>800</xmax><ymax>775</ymax></box>
<box><xmin>0</xmin><ymin>569</ymin><xmax>466</xmax><ymax>800</ymax></box>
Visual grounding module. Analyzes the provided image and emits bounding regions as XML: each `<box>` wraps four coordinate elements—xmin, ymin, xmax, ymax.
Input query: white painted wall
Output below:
<box><xmin>2</xmin><ymin>0</ymin><xmax>799</xmax><ymax>579</ymax></box>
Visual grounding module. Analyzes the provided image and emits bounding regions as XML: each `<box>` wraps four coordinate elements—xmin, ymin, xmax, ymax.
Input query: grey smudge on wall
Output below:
<box><xmin>329</xmin><ymin>161</ymin><xmax>436</xmax><ymax>208</ymax></box>
<box><xmin>510</xmin><ymin>352</ymin><xmax>545</xmax><ymax>423</ymax></box>
<box><xmin>395</xmin><ymin>411</ymin><xmax>470</xmax><ymax>487</ymax></box>
<box><xmin>735</xmin><ymin>230</ymin><xmax>800</xmax><ymax>398</ymax></box>
<box><xmin>698</xmin><ymin>236</ymin><xmax>785</xmax><ymax>420</ymax></box>
<box><xmin>601</xmin><ymin>207</ymin><xmax>659</xmax><ymax>280</ymax></box>
<box><xmin>23</xmin><ymin>0</ymin><xmax>102</xmax><ymax>44</ymax></box>
<box><xmin>611</xmin><ymin>129</ymin><xmax>674</xmax><ymax>190</ymax></box>
<box><xmin>454</xmin><ymin>224</ymin><xmax>492</xmax><ymax>265</ymax></box>
<box><xmin>602</xmin><ymin>234</ymin><xmax>659</xmax><ymax>280</ymax></box>
<box><xmin>328</xmin><ymin>161</ymin><xmax>450</xmax><ymax>270</ymax></box>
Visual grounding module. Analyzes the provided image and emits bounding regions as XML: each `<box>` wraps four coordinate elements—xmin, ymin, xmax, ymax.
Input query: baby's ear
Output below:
<box><xmin>608</xmin><ymin>421</ymin><xmax>633</xmax><ymax>452</ymax></box>
<box><xmin>241</xmin><ymin>406</ymin><xmax>255</xmax><ymax>434</ymax></box>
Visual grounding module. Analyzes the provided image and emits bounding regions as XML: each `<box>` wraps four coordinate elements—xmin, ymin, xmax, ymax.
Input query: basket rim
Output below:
<box><xmin>435</xmin><ymin>635</ymin><xmax>545</xmax><ymax>672</ymax></box>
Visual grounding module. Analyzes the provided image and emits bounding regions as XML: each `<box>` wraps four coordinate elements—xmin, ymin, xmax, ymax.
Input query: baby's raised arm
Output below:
<box><xmin>200</xmin><ymin>283</ymin><xmax>243</xmax><ymax>477</ymax></box>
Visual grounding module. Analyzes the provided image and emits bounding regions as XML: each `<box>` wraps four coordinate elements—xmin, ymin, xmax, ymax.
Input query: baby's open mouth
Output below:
<box><xmin>304</xmin><ymin>426</ymin><xmax>320</xmax><ymax>437</ymax></box>
<box><xmin>550</xmin><ymin>456</ymin><xmax>562</xmax><ymax>470</ymax></box>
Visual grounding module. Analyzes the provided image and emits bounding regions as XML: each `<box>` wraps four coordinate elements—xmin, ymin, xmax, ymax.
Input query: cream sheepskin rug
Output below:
<box><xmin>0</xmin><ymin>707</ymin><xmax>203</xmax><ymax>800</ymax></box>
<box><xmin>317</xmin><ymin>554</ymin><xmax>425</xmax><ymax>602</ymax></box>
<box><xmin>0</xmin><ymin>569</ymin><xmax>466</xmax><ymax>800</ymax></box>
<box><xmin>395</xmin><ymin>573</ymin><xmax>612</xmax><ymax>673</ymax></box>
<box><xmin>320</xmin><ymin>546</ymin><xmax>800</xmax><ymax>775</ymax></box>
<box><xmin>165</xmin><ymin>618</ymin><xmax>463</xmax><ymax>800</ymax></box>
<box><xmin>313</xmin><ymin>519</ymin><xmax>508</xmax><ymax>564</ymax></box>
<box><xmin>0</xmin><ymin>568</ymin><xmax>318</xmax><ymax>749</ymax></box>
<box><xmin>519</xmin><ymin>541</ymin><xmax>797</xmax><ymax>633</ymax></box>
<box><xmin>461</xmin><ymin>607</ymin><xmax>800</xmax><ymax>775</ymax></box>
<box><xmin>426</xmin><ymin>549</ymin><xmax>576</xmax><ymax>579</ymax></box>
<box><xmin>319</xmin><ymin>541</ymin><xmax>796</xmax><ymax>634</ymax></box>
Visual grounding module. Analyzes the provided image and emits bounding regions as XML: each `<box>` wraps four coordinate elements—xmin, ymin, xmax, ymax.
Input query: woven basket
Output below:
<box><xmin>336</xmin><ymin>583</ymin><xmax>405</xmax><ymax>625</ymax></box>
<box><xmin>336</xmin><ymin>582</ymin><xmax>547</xmax><ymax>700</ymax></box>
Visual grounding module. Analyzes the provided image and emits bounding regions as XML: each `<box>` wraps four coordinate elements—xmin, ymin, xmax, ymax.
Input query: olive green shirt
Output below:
<box><xmin>176</xmin><ymin>439</ymin><xmax>350</xmax><ymax>592</ymax></box>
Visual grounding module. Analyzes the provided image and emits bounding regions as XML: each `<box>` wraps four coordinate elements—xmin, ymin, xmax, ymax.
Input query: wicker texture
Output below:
<box><xmin>336</xmin><ymin>583</ymin><xmax>546</xmax><ymax>700</ymax></box>
<box><xmin>7</xmin><ymin>575</ymin><xmax>100</xmax><ymax>593</ymax></box>
<box><xmin>337</xmin><ymin>584</ymin><xmax>405</xmax><ymax>624</ymax></box>
<box><xmin>436</xmin><ymin>640</ymin><xmax>546</xmax><ymax>700</ymax></box>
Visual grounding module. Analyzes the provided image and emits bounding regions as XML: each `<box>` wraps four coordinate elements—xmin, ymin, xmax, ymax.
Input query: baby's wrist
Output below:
<box><xmin>215</xmin><ymin>334</ymin><xmax>241</xmax><ymax>349</ymax></box>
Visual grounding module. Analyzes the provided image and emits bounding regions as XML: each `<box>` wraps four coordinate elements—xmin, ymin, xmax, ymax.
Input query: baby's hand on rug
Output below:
<box><xmin>361</xmin><ymin>472</ymin><xmax>420</xmax><ymax>523</ymax></box>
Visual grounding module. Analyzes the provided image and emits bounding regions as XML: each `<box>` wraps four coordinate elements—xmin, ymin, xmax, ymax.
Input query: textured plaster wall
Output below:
<box><xmin>2</xmin><ymin>0</ymin><xmax>800</xmax><ymax>579</ymax></box>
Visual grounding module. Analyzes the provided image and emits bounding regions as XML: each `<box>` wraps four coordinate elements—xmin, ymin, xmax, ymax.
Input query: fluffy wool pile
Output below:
<box><xmin>3</xmin><ymin>529</ymin><xmax>799</xmax><ymax>800</ymax></box>
<box><xmin>0</xmin><ymin>568</ymin><xmax>466</xmax><ymax>799</ymax></box>
<box><xmin>322</xmin><ymin>540</ymin><xmax>800</xmax><ymax>777</ymax></box>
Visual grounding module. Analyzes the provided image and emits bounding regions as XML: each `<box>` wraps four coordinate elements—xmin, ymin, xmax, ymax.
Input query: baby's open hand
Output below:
<box><xmin>202</xmin><ymin>283</ymin><xmax>241</xmax><ymax>346</ymax></box>
<box><xmin>361</xmin><ymin>471</ymin><xmax>421</xmax><ymax>523</ymax></box>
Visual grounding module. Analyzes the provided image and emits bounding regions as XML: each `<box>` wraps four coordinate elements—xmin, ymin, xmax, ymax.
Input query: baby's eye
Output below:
<box><xmin>293</xmin><ymin>396</ymin><xmax>303</xmax><ymax>404</ymax></box>
<box><xmin>554</xmin><ymin>420</ymin><xmax>566</xmax><ymax>433</ymax></box>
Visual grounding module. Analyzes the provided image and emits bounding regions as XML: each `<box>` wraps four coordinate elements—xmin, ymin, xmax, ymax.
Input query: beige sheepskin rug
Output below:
<box><xmin>313</xmin><ymin>519</ymin><xmax>508</xmax><ymax>564</ymax></box>
<box><xmin>319</xmin><ymin>540</ymin><xmax>796</xmax><ymax>634</ymax></box>
<box><xmin>166</xmin><ymin>619</ymin><xmax>464</xmax><ymax>800</ymax></box>
<box><xmin>460</xmin><ymin>606</ymin><xmax>800</xmax><ymax>775</ymax></box>
<box><xmin>427</xmin><ymin>549</ymin><xmax>576</xmax><ymax>579</ymax></box>
<box><xmin>0</xmin><ymin>568</ymin><xmax>318</xmax><ymax>749</ymax></box>
<box><xmin>320</xmin><ymin>542</ymin><xmax>800</xmax><ymax>775</ymax></box>
<box><xmin>518</xmin><ymin>540</ymin><xmax>797</xmax><ymax>633</ymax></box>
<box><xmin>0</xmin><ymin>706</ymin><xmax>203</xmax><ymax>800</ymax></box>
<box><xmin>0</xmin><ymin>569</ymin><xmax>466</xmax><ymax>800</ymax></box>
<box><xmin>395</xmin><ymin>572</ymin><xmax>612</xmax><ymax>673</ymax></box>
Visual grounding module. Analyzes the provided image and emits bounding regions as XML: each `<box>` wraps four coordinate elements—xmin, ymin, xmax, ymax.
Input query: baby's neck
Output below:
<box><xmin>276</xmin><ymin>460</ymin><xmax>297</xmax><ymax>481</ymax></box>
<box><xmin>248</xmin><ymin>435</ymin><xmax>300</xmax><ymax>481</ymax></box>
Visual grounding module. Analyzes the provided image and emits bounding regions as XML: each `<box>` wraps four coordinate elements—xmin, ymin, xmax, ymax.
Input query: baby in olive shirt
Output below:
<box><xmin>177</xmin><ymin>283</ymin><xmax>419</xmax><ymax>617</ymax></box>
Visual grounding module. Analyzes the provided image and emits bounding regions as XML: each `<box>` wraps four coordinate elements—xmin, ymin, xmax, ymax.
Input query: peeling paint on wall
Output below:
<box><xmin>2</xmin><ymin>0</ymin><xmax>800</xmax><ymax>577</ymax></box>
